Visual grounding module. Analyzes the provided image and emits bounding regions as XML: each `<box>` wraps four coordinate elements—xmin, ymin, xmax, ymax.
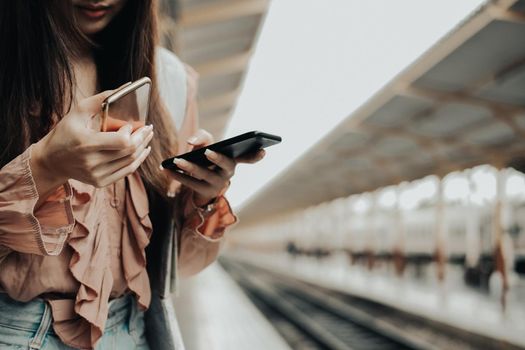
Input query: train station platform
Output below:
<box><xmin>228</xmin><ymin>252</ymin><xmax>525</xmax><ymax>349</ymax></box>
<box><xmin>173</xmin><ymin>262</ymin><xmax>291</xmax><ymax>350</ymax></box>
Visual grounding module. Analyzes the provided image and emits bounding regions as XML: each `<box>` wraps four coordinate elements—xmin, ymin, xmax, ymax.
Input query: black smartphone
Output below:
<box><xmin>161</xmin><ymin>131</ymin><xmax>281</xmax><ymax>171</ymax></box>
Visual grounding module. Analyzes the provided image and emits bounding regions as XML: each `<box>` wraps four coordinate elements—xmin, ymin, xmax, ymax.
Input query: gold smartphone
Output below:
<box><xmin>95</xmin><ymin>77</ymin><xmax>152</xmax><ymax>132</ymax></box>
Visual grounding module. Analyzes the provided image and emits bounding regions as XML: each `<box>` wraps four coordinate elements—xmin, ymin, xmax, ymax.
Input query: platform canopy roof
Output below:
<box><xmin>159</xmin><ymin>0</ymin><xmax>269</xmax><ymax>138</ymax></box>
<box><xmin>236</xmin><ymin>0</ymin><xmax>525</xmax><ymax>226</ymax></box>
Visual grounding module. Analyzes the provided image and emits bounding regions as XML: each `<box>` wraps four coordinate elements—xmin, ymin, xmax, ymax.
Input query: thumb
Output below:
<box><xmin>187</xmin><ymin>129</ymin><xmax>214</xmax><ymax>149</ymax></box>
<box><xmin>117</xmin><ymin>122</ymin><xmax>134</xmax><ymax>136</ymax></box>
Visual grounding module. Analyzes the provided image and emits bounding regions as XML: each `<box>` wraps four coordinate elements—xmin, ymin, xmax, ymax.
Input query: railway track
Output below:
<box><xmin>220</xmin><ymin>258</ymin><xmax>519</xmax><ymax>350</ymax></box>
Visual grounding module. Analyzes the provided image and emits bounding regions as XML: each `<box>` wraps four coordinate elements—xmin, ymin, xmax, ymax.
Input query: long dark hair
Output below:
<box><xmin>0</xmin><ymin>0</ymin><xmax>178</xmax><ymax>196</ymax></box>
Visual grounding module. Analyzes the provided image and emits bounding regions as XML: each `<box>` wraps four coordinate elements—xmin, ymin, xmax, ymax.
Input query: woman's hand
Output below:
<box><xmin>163</xmin><ymin>129</ymin><xmax>266</xmax><ymax>207</ymax></box>
<box><xmin>30</xmin><ymin>91</ymin><xmax>154</xmax><ymax>203</ymax></box>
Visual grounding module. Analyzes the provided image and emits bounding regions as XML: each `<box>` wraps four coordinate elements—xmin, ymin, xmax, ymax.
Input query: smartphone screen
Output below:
<box><xmin>107</xmin><ymin>83</ymin><xmax>150</xmax><ymax>125</ymax></box>
<box><xmin>90</xmin><ymin>77</ymin><xmax>151</xmax><ymax>132</ymax></box>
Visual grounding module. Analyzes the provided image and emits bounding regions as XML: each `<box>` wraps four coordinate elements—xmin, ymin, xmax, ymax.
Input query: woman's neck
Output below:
<box><xmin>72</xmin><ymin>54</ymin><xmax>98</xmax><ymax>104</ymax></box>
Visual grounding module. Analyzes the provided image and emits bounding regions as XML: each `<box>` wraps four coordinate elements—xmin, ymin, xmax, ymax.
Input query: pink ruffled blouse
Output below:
<box><xmin>0</xmin><ymin>63</ymin><xmax>237</xmax><ymax>349</ymax></box>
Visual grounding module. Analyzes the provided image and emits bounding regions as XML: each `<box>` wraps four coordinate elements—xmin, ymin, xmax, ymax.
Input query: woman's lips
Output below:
<box><xmin>78</xmin><ymin>7</ymin><xmax>110</xmax><ymax>20</ymax></box>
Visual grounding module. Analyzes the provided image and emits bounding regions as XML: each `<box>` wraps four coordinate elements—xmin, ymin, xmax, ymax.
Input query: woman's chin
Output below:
<box><xmin>77</xmin><ymin>19</ymin><xmax>112</xmax><ymax>35</ymax></box>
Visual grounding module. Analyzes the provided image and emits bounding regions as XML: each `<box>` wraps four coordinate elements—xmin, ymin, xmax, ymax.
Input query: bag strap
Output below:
<box><xmin>154</xmin><ymin>47</ymin><xmax>188</xmax><ymax>297</ymax></box>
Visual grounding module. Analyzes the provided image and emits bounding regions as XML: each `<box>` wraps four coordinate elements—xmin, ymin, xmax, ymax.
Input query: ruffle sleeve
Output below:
<box><xmin>182</xmin><ymin>192</ymin><xmax>237</xmax><ymax>241</ymax></box>
<box><xmin>0</xmin><ymin>146</ymin><xmax>75</xmax><ymax>256</ymax></box>
<box><xmin>177</xmin><ymin>188</ymin><xmax>237</xmax><ymax>277</ymax></box>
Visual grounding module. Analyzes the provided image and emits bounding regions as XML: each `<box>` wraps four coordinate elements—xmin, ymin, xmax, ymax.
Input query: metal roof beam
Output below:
<box><xmin>401</xmin><ymin>85</ymin><xmax>525</xmax><ymax>139</ymax></box>
<box><xmin>488</xmin><ymin>5</ymin><xmax>525</xmax><ymax>23</ymax></box>
<box><xmin>194</xmin><ymin>51</ymin><xmax>252</xmax><ymax>78</ymax></box>
<box><xmin>179</xmin><ymin>0</ymin><xmax>269</xmax><ymax>28</ymax></box>
<box><xmin>359</xmin><ymin>125</ymin><xmax>459</xmax><ymax>176</ymax></box>
<box><xmin>201</xmin><ymin>112</ymin><xmax>231</xmax><ymax>129</ymax></box>
<box><xmin>199</xmin><ymin>90</ymin><xmax>239</xmax><ymax>113</ymax></box>
<box><xmin>369</xmin><ymin>155</ymin><xmax>405</xmax><ymax>185</ymax></box>
<box><xmin>358</xmin><ymin>122</ymin><xmax>510</xmax><ymax>176</ymax></box>
<box><xmin>400</xmin><ymin>85</ymin><xmax>525</xmax><ymax>116</ymax></box>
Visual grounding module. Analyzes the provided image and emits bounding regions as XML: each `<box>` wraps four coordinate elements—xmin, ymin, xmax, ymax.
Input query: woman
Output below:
<box><xmin>0</xmin><ymin>1</ymin><xmax>264</xmax><ymax>349</ymax></box>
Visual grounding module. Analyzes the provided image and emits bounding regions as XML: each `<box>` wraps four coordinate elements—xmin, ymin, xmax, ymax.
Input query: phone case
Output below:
<box><xmin>100</xmin><ymin>77</ymin><xmax>152</xmax><ymax>132</ymax></box>
<box><xmin>161</xmin><ymin>131</ymin><xmax>282</xmax><ymax>171</ymax></box>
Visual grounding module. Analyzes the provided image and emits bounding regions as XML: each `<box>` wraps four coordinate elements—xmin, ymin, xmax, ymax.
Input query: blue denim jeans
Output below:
<box><xmin>0</xmin><ymin>293</ymin><xmax>149</xmax><ymax>350</ymax></box>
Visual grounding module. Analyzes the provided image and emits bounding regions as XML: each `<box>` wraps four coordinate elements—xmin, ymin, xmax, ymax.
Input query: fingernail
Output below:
<box><xmin>204</xmin><ymin>149</ymin><xmax>218</xmax><ymax>160</ymax></box>
<box><xmin>173</xmin><ymin>158</ymin><xmax>191</xmax><ymax>171</ymax></box>
<box><xmin>187</xmin><ymin>136</ymin><xmax>197</xmax><ymax>144</ymax></box>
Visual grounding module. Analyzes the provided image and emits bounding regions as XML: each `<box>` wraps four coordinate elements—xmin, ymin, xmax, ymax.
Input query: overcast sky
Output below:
<box><xmin>224</xmin><ymin>0</ymin><xmax>486</xmax><ymax>210</ymax></box>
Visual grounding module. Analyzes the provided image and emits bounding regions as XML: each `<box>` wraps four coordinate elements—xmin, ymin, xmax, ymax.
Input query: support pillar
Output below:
<box><xmin>435</xmin><ymin>176</ymin><xmax>447</xmax><ymax>282</ymax></box>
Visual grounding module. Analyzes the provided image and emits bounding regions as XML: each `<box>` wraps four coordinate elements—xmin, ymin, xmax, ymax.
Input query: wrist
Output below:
<box><xmin>30</xmin><ymin>140</ymin><xmax>67</xmax><ymax>189</ymax></box>
<box><xmin>192</xmin><ymin>192</ymin><xmax>216</xmax><ymax>208</ymax></box>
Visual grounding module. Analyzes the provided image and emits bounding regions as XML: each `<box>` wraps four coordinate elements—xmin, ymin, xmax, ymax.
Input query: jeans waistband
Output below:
<box><xmin>0</xmin><ymin>292</ymin><xmax>134</xmax><ymax>332</ymax></box>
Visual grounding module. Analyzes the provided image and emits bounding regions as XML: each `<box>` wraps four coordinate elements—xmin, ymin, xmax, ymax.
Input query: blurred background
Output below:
<box><xmin>159</xmin><ymin>0</ymin><xmax>525</xmax><ymax>349</ymax></box>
